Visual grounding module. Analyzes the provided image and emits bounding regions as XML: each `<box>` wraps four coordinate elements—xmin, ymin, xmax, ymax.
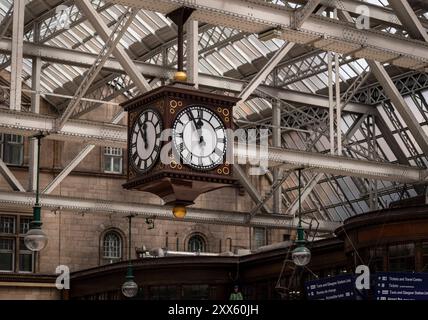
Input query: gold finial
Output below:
<box><xmin>172</xmin><ymin>205</ymin><xmax>187</xmax><ymax>219</ymax></box>
<box><xmin>174</xmin><ymin>71</ymin><xmax>187</xmax><ymax>82</ymax></box>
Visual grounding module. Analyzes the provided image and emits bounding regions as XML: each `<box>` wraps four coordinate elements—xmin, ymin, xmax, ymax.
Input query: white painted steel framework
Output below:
<box><xmin>0</xmin><ymin>191</ymin><xmax>339</xmax><ymax>232</ymax></box>
<box><xmin>1</xmin><ymin>0</ymin><xmax>428</xmax><ymax>228</ymax></box>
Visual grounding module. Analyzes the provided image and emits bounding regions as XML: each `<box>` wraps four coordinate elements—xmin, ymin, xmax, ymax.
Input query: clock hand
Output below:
<box><xmin>142</xmin><ymin>123</ymin><xmax>148</xmax><ymax>149</ymax></box>
<box><xmin>188</xmin><ymin>112</ymin><xmax>205</xmax><ymax>144</ymax></box>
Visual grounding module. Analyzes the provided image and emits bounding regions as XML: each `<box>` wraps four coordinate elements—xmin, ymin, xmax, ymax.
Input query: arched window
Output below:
<box><xmin>103</xmin><ymin>231</ymin><xmax>122</xmax><ymax>262</ymax></box>
<box><xmin>188</xmin><ymin>234</ymin><xmax>206</xmax><ymax>253</ymax></box>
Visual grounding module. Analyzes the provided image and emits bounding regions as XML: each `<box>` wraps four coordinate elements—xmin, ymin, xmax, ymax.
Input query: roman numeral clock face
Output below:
<box><xmin>172</xmin><ymin>105</ymin><xmax>227</xmax><ymax>170</ymax></box>
<box><xmin>130</xmin><ymin>109</ymin><xmax>162</xmax><ymax>173</ymax></box>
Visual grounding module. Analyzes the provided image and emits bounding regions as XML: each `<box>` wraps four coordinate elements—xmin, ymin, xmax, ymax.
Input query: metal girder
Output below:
<box><xmin>353</xmin><ymin>71</ymin><xmax>428</xmax><ymax>105</ymax></box>
<box><xmin>0</xmin><ymin>190</ymin><xmax>339</xmax><ymax>232</ymax></box>
<box><xmin>0</xmin><ymin>38</ymin><xmax>373</xmax><ymax>114</ymax></box>
<box><xmin>109</xmin><ymin>0</ymin><xmax>428</xmax><ymax>70</ymax></box>
<box><xmin>235</xmin><ymin>143</ymin><xmax>428</xmax><ymax>183</ymax></box>
<box><xmin>28</xmin><ymin>23</ymin><xmax>42</xmax><ymax>192</ymax></box>
<box><xmin>55</xmin><ymin>7</ymin><xmax>138</xmax><ymax>130</ymax></box>
<box><xmin>42</xmin><ymin>112</ymin><xmax>126</xmax><ymax>195</ymax></box>
<box><xmin>293</xmin><ymin>0</ymin><xmax>321</xmax><ymax>29</ymax></box>
<box><xmin>0</xmin><ymin>159</ymin><xmax>25</xmax><ymax>192</ymax></box>
<box><xmin>9</xmin><ymin>0</ymin><xmax>25</xmax><ymax>111</ymax></box>
<box><xmin>42</xmin><ymin>145</ymin><xmax>95</xmax><ymax>195</ymax></box>
<box><xmin>186</xmin><ymin>18</ymin><xmax>199</xmax><ymax>88</ymax></box>
<box><xmin>76</xmin><ymin>0</ymin><xmax>151</xmax><ymax>93</ymax></box>
<box><xmin>375</xmin><ymin>114</ymin><xmax>410</xmax><ymax>166</ymax></box>
<box><xmin>389</xmin><ymin>0</ymin><xmax>428</xmax><ymax>42</ymax></box>
<box><xmin>288</xmin><ymin>0</ymin><xmax>428</xmax><ymax>30</ymax></box>
<box><xmin>238</xmin><ymin>42</ymin><xmax>295</xmax><ymax>103</ymax></box>
<box><xmin>0</xmin><ymin>3</ymin><xmax>13</xmax><ymax>39</ymax></box>
<box><xmin>233</xmin><ymin>164</ymin><xmax>271</xmax><ymax>214</ymax></box>
<box><xmin>368</xmin><ymin>61</ymin><xmax>428</xmax><ymax>156</ymax></box>
<box><xmin>0</xmin><ymin>109</ymin><xmax>127</xmax><ymax>148</ymax></box>
<box><xmin>339</xmin><ymin>12</ymin><xmax>428</xmax><ymax>161</ymax></box>
<box><xmin>272</xmin><ymin>99</ymin><xmax>282</xmax><ymax>214</ymax></box>
<box><xmin>285</xmin><ymin>172</ymin><xmax>323</xmax><ymax>216</ymax></box>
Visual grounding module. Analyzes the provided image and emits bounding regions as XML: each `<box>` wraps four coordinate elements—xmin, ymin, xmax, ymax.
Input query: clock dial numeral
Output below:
<box><xmin>130</xmin><ymin>109</ymin><xmax>163</xmax><ymax>173</ymax></box>
<box><xmin>172</xmin><ymin>105</ymin><xmax>227</xmax><ymax>171</ymax></box>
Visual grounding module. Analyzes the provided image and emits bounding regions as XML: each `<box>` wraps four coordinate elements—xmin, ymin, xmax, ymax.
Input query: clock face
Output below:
<box><xmin>130</xmin><ymin>109</ymin><xmax>162</xmax><ymax>173</ymax></box>
<box><xmin>172</xmin><ymin>105</ymin><xmax>227</xmax><ymax>170</ymax></box>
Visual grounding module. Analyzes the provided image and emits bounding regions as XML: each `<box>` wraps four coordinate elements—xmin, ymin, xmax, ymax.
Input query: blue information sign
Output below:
<box><xmin>305</xmin><ymin>274</ymin><xmax>356</xmax><ymax>300</ymax></box>
<box><xmin>374</xmin><ymin>272</ymin><xmax>428</xmax><ymax>301</ymax></box>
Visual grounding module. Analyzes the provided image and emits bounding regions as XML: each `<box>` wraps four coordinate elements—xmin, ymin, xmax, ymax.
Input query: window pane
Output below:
<box><xmin>113</xmin><ymin>157</ymin><xmax>122</xmax><ymax>173</ymax></box>
<box><xmin>3</xmin><ymin>134</ymin><xmax>23</xmax><ymax>165</ymax></box>
<box><xmin>104</xmin><ymin>147</ymin><xmax>123</xmax><ymax>174</ymax></box>
<box><xmin>19</xmin><ymin>239</ymin><xmax>33</xmax><ymax>272</ymax></box>
<box><xmin>19</xmin><ymin>217</ymin><xmax>31</xmax><ymax>234</ymax></box>
<box><xmin>254</xmin><ymin>227</ymin><xmax>266</xmax><ymax>249</ymax></box>
<box><xmin>103</xmin><ymin>232</ymin><xmax>121</xmax><ymax>260</ymax></box>
<box><xmin>0</xmin><ymin>239</ymin><xmax>14</xmax><ymax>271</ymax></box>
<box><xmin>188</xmin><ymin>235</ymin><xmax>206</xmax><ymax>252</ymax></box>
<box><xmin>0</xmin><ymin>216</ymin><xmax>15</xmax><ymax>234</ymax></box>
<box><xmin>19</xmin><ymin>253</ymin><xmax>33</xmax><ymax>272</ymax></box>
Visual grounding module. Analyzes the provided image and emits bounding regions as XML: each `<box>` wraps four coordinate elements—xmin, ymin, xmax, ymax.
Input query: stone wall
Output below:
<box><xmin>0</xmin><ymin>97</ymin><xmax>291</xmax><ymax>284</ymax></box>
<box><xmin>0</xmin><ymin>285</ymin><xmax>60</xmax><ymax>300</ymax></box>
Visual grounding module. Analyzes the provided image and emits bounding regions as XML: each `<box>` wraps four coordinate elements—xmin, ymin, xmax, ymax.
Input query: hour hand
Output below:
<box><xmin>142</xmin><ymin>123</ymin><xmax>148</xmax><ymax>149</ymax></box>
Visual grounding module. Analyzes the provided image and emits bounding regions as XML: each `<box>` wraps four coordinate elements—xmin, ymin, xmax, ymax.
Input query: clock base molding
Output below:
<box><xmin>123</xmin><ymin>172</ymin><xmax>237</xmax><ymax>206</ymax></box>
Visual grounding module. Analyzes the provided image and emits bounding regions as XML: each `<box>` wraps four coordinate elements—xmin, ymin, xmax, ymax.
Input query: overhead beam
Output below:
<box><xmin>0</xmin><ymin>159</ymin><xmax>25</xmax><ymax>192</ymax></box>
<box><xmin>389</xmin><ymin>0</ymin><xmax>428</xmax><ymax>42</ymax></box>
<box><xmin>28</xmin><ymin>23</ymin><xmax>42</xmax><ymax>192</ymax></box>
<box><xmin>238</xmin><ymin>42</ymin><xmax>295</xmax><ymax>103</ymax></box>
<box><xmin>109</xmin><ymin>0</ymin><xmax>428</xmax><ymax>70</ymax></box>
<box><xmin>293</xmin><ymin>0</ymin><xmax>322</xmax><ymax>29</ymax></box>
<box><xmin>42</xmin><ymin>145</ymin><xmax>95</xmax><ymax>194</ymax></box>
<box><xmin>285</xmin><ymin>172</ymin><xmax>324</xmax><ymax>216</ymax></box>
<box><xmin>76</xmin><ymin>0</ymin><xmax>151</xmax><ymax>93</ymax></box>
<box><xmin>236</xmin><ymin>143</ymin><xmax>428</xmax><ymax>183</ymax></box>
<box><xmin>272</xmin><ymin>99</ymin><xmax>282</xmax><ymax>214</ymax></box>
<box><xmin>43</xmin><ymin>112</ymin><xmax>126</xmax><ymax>195</ymax></box>
<box><xmin>0</xmin><ymin>38</ymin><xmax>373</xmax><ymax>114</ymax></box>
<box><xmin>9</xmin><ymin>0</ymin><xmax>25</xmax><ymax>111</ymax></box>
<box><xmin>0</xmin><ymin>109</ymin><xmax>127</xmax><ymax>148</ymax></box>
<box><xmin>338</xmin><ymin>12</ymin><xmax>428</xmax><ymax>158</ymax></box>
<box><xmin>288</xmin><ymin>0</ymin><xmax>428</xmax><ymax>30</ymax></box>
<box><xmin>233</xmin><ymin>164</ymin><xmax>271</xmax><ymax>214</ymax></box>
<box><xmin>0</xmin><ymin>109</ymin><xmax>426</xmax><ymax>183</ymax></box>
<box><xmin>55</xmin><ymin>7</ymin><xmax>138</xmax><ymax>130</ymax></box>
<box><xmin>0</xmin><ymin>191</ymin><xmax>339</xmax><ymax>232</ymax></box>
<box><xmin>186</xmin><ymin>18</ymin><xmax>199</xmax><ymax>88</ymax></box>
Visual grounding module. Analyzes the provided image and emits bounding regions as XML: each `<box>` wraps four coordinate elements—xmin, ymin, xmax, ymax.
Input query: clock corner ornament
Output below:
<box><xmin>122</xmin><ymin>83</ymin><xmax>239</xmax><ymax>217</ymax></box>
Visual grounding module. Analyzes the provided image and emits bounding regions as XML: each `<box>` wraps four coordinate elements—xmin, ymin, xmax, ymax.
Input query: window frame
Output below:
<box><xmin>0</xmin><ymin>237</ymin><xmax>15</xmax><ymax>272</ymax></box>
<box><xmin>0</xmin><ymin>214</ymin><xmax>35</xmax><ymax>273</ymax></box>
<box><xmin>187</xmin><ymin>234</ymin><xmax>207</xmax><ymax>253</ymax></box>
<box><xmin>103</xmin><ymin>147</ymin><xmax>123</xmax><ymax>174</ymax></box>
<box><xmin>102</xmin><ymin>230</ymin><xmax>123</xmax><ymax>263</ymax></box>
<box><xmin>0</xmin><ymin>134</ymin><xmax>24</xmax><ymax>166</ymax></box>
<box><xmin>253</xmin><ymin>227</ymin><xmax>267</xmax><ymax>249</ymax></box>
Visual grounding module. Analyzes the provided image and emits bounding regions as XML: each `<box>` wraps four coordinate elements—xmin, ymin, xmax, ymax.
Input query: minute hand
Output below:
<box><xmin>188</xmin><ymin>112</ymin><xmax>204</xmax><ymax>144</ymax></box>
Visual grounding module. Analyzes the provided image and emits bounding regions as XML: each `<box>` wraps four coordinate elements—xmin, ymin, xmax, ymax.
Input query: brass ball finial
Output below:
<box><xmin>172</xmin><ymin>205</ymin><xmax>187</xmax><ymax>219</ymax></box>
<box><xmin>174</xmin><ymin>71</ymin><xmax>187</xmax><ymax>82</ymax></box>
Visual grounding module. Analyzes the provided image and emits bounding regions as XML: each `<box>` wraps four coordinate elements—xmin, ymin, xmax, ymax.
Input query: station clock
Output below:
<box><xmin>122</xmin><ymin>83</ymin><xmax>239</xmax><ymax>214</ymax></box>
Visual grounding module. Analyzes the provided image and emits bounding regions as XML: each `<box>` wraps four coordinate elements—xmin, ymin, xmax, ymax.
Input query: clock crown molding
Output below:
<box><xmin>120</xmin><ymin>83</ymin><xmax>241</xmax><ymax>112</ymax></box>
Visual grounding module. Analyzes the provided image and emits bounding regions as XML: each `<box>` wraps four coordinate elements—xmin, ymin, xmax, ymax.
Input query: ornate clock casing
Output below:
<box><xmin>122</xmin><ymin>84</ymin><xmax>240</xmax><ymax>206</ymax></box>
